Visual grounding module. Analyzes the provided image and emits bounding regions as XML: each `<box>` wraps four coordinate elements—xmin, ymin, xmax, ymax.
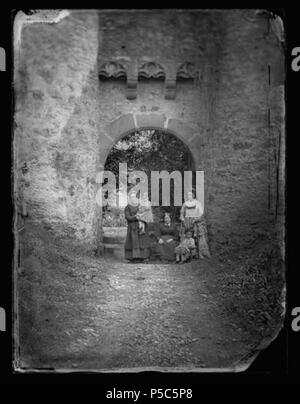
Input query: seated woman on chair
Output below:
<box><xmin>150</xmin><ymin>212</ymin><xmax>180</xmax><ymax>263</ymax></box>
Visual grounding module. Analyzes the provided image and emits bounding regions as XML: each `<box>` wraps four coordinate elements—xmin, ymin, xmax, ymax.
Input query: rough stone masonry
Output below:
<box><xmin>14</xmin><ymin>9</ymin><xmax>285</xmax><ymax>257</ymax></box>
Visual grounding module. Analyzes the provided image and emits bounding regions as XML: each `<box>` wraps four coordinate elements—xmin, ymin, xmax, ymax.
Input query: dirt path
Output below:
<box><xmin>19</xmin><ymin>249</ymin><xmax>254</xmax><ymax>371</ymax></box>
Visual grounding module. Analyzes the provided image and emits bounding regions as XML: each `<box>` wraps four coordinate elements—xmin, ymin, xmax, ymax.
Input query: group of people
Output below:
<box><xmin>124</xmin><ymin>190</ymin><xmax>210</xmax><ymax>264</ymax></box>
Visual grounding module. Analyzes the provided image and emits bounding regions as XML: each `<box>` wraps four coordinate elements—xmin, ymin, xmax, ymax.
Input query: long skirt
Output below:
<box><xmin>151</xmin><ymin>235</ymin><xmax>178</xmax><ymax>262</ymax></box>
<box><xmin>125</xmin><ymin>247</ymin><xmax>150</xmax><ymax>260</ymax></box>
<box><xmin>125</xmin><ymin>221</ymin><xmax>151</xmax><ymax>260</ymax></box>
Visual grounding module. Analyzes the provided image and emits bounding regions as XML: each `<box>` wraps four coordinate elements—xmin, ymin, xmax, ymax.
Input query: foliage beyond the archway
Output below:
<box><xmin>105</xmin><ymin>129</ymin><xmax>193</xmax><ymax>177</ymax></box>
<box><xmin>104</xmin><ymin>130</ymin><xmax>194</xmax><ymax>225</ymax></box>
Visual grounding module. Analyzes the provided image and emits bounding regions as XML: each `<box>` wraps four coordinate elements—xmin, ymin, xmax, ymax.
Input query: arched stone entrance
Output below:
<box><xmin>97</xmin><ymin>113</ymin><xmax>203</xmax><ymax>253</ymax></box>
<box><xmin>99</xmin><ymin>113</ymin><xmax>202</xmax><ymax>170</ymax></box>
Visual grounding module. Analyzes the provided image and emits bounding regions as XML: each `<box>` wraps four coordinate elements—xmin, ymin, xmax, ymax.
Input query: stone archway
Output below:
<box><xmin>99</xmin><ymin>113</ymin><xmax>202</xmax><ymax>171</ymax></box>
<box><xmin>97</xmin><ymin>113</ymin><xmax>203</xmax><ymax>253</ymax></box>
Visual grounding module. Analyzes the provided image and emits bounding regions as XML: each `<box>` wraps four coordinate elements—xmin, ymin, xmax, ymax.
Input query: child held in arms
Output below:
<box><xmin>136</xmin><ymin>191</ymin><xmax>153</xmax><ymax>234</ymax></box>
<box><xmin>175</xmin><ymin>230</ymin><xmax>196</xmax><ymax>264</ymax></box>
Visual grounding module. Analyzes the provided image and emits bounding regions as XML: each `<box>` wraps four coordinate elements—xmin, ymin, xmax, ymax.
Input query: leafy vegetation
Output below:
<box><xmin>103</xmin><ymin>130</ymin><xmax>195</xmax><ymax>225</ymax></box>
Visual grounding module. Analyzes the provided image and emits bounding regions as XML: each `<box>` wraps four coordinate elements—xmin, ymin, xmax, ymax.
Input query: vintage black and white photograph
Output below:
<box><xmin>13</xmin><ymin>8</ymin><xmax>285</xmax><ymax>372</ymax></box>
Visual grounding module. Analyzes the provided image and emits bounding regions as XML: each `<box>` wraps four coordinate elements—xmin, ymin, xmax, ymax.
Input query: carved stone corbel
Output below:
<box><xmin>99</xmin><ymin>61</ymin><xmax>127</xmax><ymax>79</ymax></box>
<box><xmin>126</xmin><ymin>59</ymin><xmax>138</xmax><ymax>100</ymax></box>
<box><xmin>164</xmin><ymin>65</ymin><xmax>177</xmax><ymax>100</ymax></box>
<box><xmin>138</xmin><ymin>61</ymin><xmax>166</xmax><ymax>79</ymax></box>
<box><xmin>177</xmin><ymin>62</ymin><xmax>197</xmax><ymax>79</ymax></box>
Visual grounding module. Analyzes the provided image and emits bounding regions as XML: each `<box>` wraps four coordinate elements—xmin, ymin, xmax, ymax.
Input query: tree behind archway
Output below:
<box><xmin>104</xmin><ymin>129</ymin><xmax>195</xmax><ymax>225</ymax></box>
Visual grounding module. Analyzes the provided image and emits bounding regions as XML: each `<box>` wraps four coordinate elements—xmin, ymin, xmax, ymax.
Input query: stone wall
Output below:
<box><xmin>97</xmin><ymin>9</ymin><xmax>285</xmax><ymax>254</ymax></box>
<box><xmin>14</xmin><ymin>11</ymin><xmax>101</xmax><ymax>250</ymax></box>
<box><xmin>14</xmin><ymin>9</ymin><xmax>285</xmax><ymax>255</ymax></box>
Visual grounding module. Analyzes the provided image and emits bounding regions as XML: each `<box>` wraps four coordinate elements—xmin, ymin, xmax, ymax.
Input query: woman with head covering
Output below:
<box><xmin>180</xmin><ymin>190</ymin><xmax>210</xmax><ymax>259</ymax></box>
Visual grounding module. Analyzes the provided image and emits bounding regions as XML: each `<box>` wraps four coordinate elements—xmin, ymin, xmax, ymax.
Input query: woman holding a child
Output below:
<box><xmin>124</xmin><ymin>189</ymin><xmax>210</xmax><ymax>263</ymax></box>
<box><xmin>124</xmin><ymin>191</ymin><xmax>152</xmax><ymax>262</ymax></box>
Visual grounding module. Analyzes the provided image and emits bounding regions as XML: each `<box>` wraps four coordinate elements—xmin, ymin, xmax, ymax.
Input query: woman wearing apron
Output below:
<box><xmin>180</xmin><ymin>190</ymin><xmax>210</xmax><ymax>259</ymax></box>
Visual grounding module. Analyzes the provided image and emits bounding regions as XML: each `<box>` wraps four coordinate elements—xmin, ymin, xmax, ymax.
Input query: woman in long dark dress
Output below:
<box><xmin>124</xmin><ymin>193</ymin><xmax>151</xmax><ymax>262</ymax></box>
<box><xmin>151</xmin><ymin>213</ymin><xmax>179</xmax><ymax>262</ymax></box>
